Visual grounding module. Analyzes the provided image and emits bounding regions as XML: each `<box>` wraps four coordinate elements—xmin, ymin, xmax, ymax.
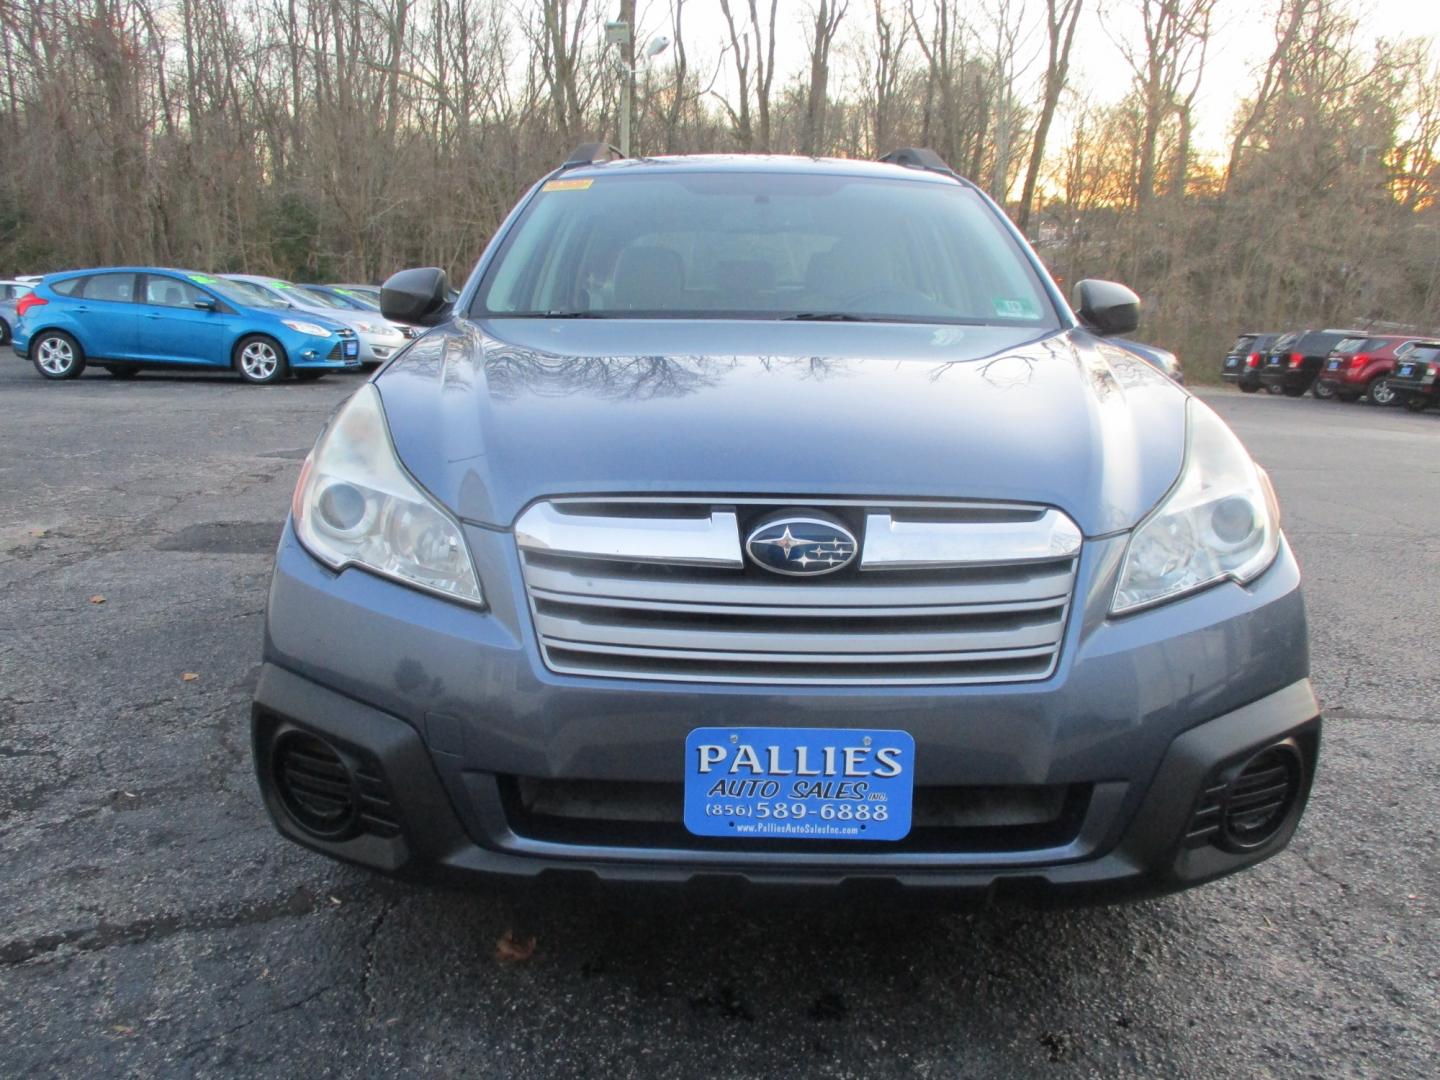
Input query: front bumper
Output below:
<box><xmin>356</xmin><ymin>332</ymin><xmax>408</xmax><ymax>365</ymax></box>
<box><xmin>252</xmin><ymin>520</ymin><xmax>1318</xmax><ymax>902</ymax></box>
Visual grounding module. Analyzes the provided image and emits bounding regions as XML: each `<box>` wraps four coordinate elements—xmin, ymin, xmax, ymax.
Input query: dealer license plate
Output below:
<box><xmin>343</xmin><ymin>339</ymin><xmax>360</xmax><ymax>358</ymax></box>
<box><xmin>683</xmin><ymin>727</ymin><xmax>914</xmax><ymax>842</ymax></box>
<box><xmin>1225</xmin><ymin>357</ymin><xmax>1239</xmax><ymax>368</ymax></box>
<box><xmin>1399</xmin><ymin>364</ymin><xmax>1415</xmax><ymax>377</ymax></box>
<box><xmin>1327</xmin><ymin>359</ymin><xmax>1341</xmax><ymax>370</ymax></box>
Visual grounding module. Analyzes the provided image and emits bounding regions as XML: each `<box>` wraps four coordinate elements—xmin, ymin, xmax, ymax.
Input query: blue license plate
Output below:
<box><xmin>684</xmin><ymin>726</ymin><xmax>914</xmax><ymax>842</ymax></box>
<box><xmin>1225</xmin><ymin>357</ymin><xmax>1238</xmax><ymax>368</ymax></box>
<box><xmin>1327</xmin><ymin>359</ymin><xmax>1340</xmax><ymax>370</ymax></box>
<box><xmin>1400</xmin><ymin>365</ymin><xmax>1415</xmax><ymax>377</ymax></box>
<box><xmin>343</xmin><ymin>339</ymin><xmax>359</xmax><ymax>358</ymax></box>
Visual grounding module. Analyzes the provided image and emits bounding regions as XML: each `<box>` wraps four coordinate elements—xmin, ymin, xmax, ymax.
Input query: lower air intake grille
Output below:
<box><xmin>1185</xmin><ymin>739</ymin><xmax>1305</xmax><ymax>852</ymax></box>
<box><xmin>515</xmin><ymin>498</ymin><xmax>1081</xmax><ymax>686</ymax></box>
<box><xmin>273</xmin><ymin>732</ymin><xmax>355</xmax><ymax>839</ymax></box>
<box><xmin>268</xmin><ymin>727</ymin><xmax>400</xmax><ymax>841</ymax></box>
<box><xmin>1221</xmin><ymin>745</ymin><xmax>1303</xmax><ymax>851</ymax></box>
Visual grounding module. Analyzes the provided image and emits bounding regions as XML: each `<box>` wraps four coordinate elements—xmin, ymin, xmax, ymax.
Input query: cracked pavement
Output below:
<box><xmin>0</xmin><ymin>362</ymin><xmax>1435</xmax><ymax>1077</ymax></box>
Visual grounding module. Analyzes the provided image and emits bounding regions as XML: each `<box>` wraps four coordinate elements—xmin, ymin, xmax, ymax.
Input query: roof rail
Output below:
<box><xmin>878</xmin><ymin>147</ymin><xmax>957</xmax><ymax>177</ymax></box>
<box><xmin>561</xmin><ymin>142</ymin><xmax>625</xmax><ymax>169</ymax></box>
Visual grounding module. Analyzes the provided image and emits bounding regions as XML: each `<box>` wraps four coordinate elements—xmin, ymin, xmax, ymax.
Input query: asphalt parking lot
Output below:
<box><xmin>1</xmin><ymin>360</ymin><xmax>1436</xmax><ymax>1078</ymax></box>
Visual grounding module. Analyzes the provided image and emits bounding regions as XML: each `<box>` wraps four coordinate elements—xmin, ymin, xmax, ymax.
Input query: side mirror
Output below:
<box><xmin>1073</xmin><ymin>279</ymin><xmax>1140</xmax><ymax>337</ymax></box>
<box><xmin>193</xmin><ymin>296</ymin><xmax>217</xmax><ymax>311</ymax></box>
<box><xmin>381</xmin><ymin>267</ymin><xmax>453</xmax><ymax>326</ymax></box>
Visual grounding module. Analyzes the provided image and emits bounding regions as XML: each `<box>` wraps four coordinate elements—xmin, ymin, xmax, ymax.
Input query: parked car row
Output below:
<box><xmin>8</xmin><ymin>267</ymin><xmax>412</xmax><ymax>384</ymax></box>
<box><xmin>1221</xmin><ymin>328</ymin><xmax>1440</xmax><ymax>410</ymax></box>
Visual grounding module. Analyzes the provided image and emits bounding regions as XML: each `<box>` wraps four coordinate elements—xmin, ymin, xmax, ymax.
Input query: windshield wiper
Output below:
<box><xmin>509</xmin><ymin>310</ymin><xmax>614</xmax><ymax>319</ymax></box>
<box><xmin>780</xmin><ymin>312</ymin><xmax>876</xmax><ymax>322</ymax></box>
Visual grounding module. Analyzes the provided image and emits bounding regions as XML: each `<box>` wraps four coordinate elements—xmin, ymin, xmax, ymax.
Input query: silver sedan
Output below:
<box><xmin>222</xmin><ymin>275</ymin><xmax>410</xmax><ymax>366</ymax></box>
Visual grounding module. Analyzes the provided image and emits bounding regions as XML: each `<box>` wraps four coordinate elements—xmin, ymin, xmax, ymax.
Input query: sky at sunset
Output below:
<box><xmin>640</xmin><ymin>0</ymin><xmax>1440</xmax><ymax>165</ymax></box>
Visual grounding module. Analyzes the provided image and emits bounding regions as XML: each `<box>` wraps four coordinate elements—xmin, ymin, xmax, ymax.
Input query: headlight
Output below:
<box><xmin>1112</xmin><ymin>399</ymin><xmax>1280</xmax><ymax>614</ymax></box>
<box><xmin>283</xmin><ymin>319</ymin><xmax>333</xmax><ymax>337</ymax></box>
<box><xmin>292</xmin><ymin>384</ymin><xmax>483</xmax><ymax>606</ymax></box>
<box><xmin>354</xmin><ymin>321</ymin><xmax>398</xmax><ymax>335</ymax></box>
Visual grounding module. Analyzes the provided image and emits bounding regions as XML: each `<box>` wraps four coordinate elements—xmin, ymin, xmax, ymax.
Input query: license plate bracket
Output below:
<box><xmin>683</xmin><ymin>726</ymin><xmax>915</xmax><ymax>842</ymax></box>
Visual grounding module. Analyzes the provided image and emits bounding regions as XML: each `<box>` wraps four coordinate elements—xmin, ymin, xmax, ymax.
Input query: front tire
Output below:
<box><xmin>1366</xmin><ymin>376</ymin><xmax>1398</xmax><ymax>406</ymax></box>
<box><xmin>0</xmin><ymin>318</ymin><xmax>10</xmax><ymax>345</ymax></box>
<box><xmin>31</xmin><ymin>330</ymin><xmax>86</xmax><ymax>380</ymax></box>
<box><xmin>1240</xmin><ymin>382</ymin><xmax>1260</xmax><ymax>394</ymax></box>
<box><xmin>1403</xmin><ymin>395</ymin><xmax>1431</xmax><ymax>413</ymax></box>
<box><xmin>1311</xmin><ymin>379</ymin><xmax>1336</xmax><ymax>400</ymax></box>
<box><xmin>234</xmin><ymin>335</ymin><xmax>289</xmax><ymax>385</ymax></box>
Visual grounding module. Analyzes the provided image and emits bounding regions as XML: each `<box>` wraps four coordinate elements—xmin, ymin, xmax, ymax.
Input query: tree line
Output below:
<box><xmin>0</xmin><ymin>0</ymin><xmax>1437</xmax><ymax>363</ymax></box>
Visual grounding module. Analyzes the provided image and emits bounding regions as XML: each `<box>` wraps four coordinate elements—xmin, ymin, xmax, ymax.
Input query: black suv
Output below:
<box><xmin>1388</xmin><ymin>341</ymin><xmax>1440</xmax><ymax>411</ymax></box>
<box><xmin>1221</xmin><ymin>332</ymin><xmax>1282</xmax><ymax>393</ymax></box>
<box><xmin>1258</xmin><ymin>329</ymin><xmax>1365</xmax><ymax>397</ymax></box>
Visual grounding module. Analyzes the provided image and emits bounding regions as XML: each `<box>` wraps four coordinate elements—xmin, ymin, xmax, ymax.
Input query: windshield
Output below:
<box><xmin>205</xmin><ymin>277</ymin><xmax>291</xmax><ymax>309</ymax></box>
<box><xmin>328</xmin><ymin>287</ymin><xmax>381</xmax><ymax>311</ymax></box>
<box><xmin>291</xmin><ymin>285</ymin><xmax>351</xmax><ymax>309</ymax></box>
<box><xmin>474</xmin><ymin>171</ymin><xmax>1057</xmax><ymax>326</ymax></box>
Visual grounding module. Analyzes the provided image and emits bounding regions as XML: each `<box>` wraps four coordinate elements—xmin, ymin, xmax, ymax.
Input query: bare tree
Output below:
<box><xmin>1017</xmin><ymin>0</ymin><xmax>1083</xmax><ymax>231</ymax></box>
<box><xmin>801</xmin><ymin>0</ymin><xmax>848</xmax><ymax>156</ymax></box>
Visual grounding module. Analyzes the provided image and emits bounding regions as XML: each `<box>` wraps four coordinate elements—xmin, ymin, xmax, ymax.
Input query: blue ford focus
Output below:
<box><xmin>11</xmin><ymin>267</ymin><xmax>362</xmax><ymax>384</ymax></box>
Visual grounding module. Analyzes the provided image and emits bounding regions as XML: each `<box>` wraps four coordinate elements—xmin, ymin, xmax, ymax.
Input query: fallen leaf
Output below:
<box><xmin>111</xmin><ymin>1025</ymin><xmax>134</xmax><ymax>1036</ymax></box>
<box><xmin>181</xmin><ymin>672</ymin><xmax>199</xmax><ymax>682</ymax></box>
<box><xmin>31</xmin><ymin>529</ymin><xmax>46</xmax><ymax>538</ymax></box>
<box><xmin>495</xmin><ymin>929</ymin><xmax>536</xmax><ymax>965</ymax></box>
<box><xmin>90</xmin><ymin>595</ymin><xmax>106</xmax><ymax>604</ymax></box>
<box><xmin>329</xmin><ymin>895</ymin><xmax>342</xmax><ymax>905</ymax></box>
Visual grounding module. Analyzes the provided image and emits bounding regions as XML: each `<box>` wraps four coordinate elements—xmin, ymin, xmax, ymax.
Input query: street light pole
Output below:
<box><xmin>606</xmin><ymin>11</ymin><xmax>667</xmax><ymax>157</ymax></box>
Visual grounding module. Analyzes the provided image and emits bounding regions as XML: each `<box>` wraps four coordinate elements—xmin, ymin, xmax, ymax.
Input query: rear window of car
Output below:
<box><xmin>82</xmin><ymin>273</ymin><xmax>137</xmax><ymax>302</ymax></box>
<box><xmin>51</xmin><ymin>277</ymin><xmax>83</xmax><ymax>296</ymax></box>
<box><xmin>1332</xmin><ymin>338</ymin><xmax>1368</xmax><ymax>355</ymax></box>
<box><xmin>476</xmin><ymin>171</ymin><xmax>1057</xmax><ymax>326</ymax></box>
<box><xmin>1229</xmin><ymin>335</ymin><xmax>1257</xmax><ymax>353</ymax></box>
<box><xmin>1406</xmin><ymin>345</ymin><xmax>1440</xmax><ymax>363</ymax></box>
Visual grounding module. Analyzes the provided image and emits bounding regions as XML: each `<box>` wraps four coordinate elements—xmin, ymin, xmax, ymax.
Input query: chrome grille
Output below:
<box><xmin>515</xmin><ymin>499</ymin><xmax>1082</xmax><ymax>685</ymax></box>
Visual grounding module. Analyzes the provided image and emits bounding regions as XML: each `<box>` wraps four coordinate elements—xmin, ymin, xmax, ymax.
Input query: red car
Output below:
<box><xmin>1313</xmin><ymin>334</ymin><xmax>1427</xmax><ymax>405</ymax></box>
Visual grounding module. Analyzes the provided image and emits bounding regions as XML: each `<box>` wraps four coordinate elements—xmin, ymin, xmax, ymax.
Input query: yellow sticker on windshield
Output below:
<box><xmin>542</xmin><ymin>178</ymin><xmax>594</xmax><ymax>192</ymax></box>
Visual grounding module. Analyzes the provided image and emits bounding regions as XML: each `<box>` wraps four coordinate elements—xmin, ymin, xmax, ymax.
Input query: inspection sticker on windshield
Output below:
<box><xmin>683</xmin><ymin>727</ymin><xmax>914</xmax><ymax>841</ymax></box>
<box><xmin>993</xmin><ymin>297</ymin><xmax>1039</xmax><ymax>319</ymax></box>
<box><xmin>542</xmin><ymin>178</ymin><xmax>593</xmax><ymax>192</ymax></box>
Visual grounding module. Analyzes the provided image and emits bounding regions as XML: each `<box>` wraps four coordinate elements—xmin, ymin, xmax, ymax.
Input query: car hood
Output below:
<box><xmin>375</xmin><ymin>319</ymin><xmax>1188</xmax><ymax>535</ymax></box>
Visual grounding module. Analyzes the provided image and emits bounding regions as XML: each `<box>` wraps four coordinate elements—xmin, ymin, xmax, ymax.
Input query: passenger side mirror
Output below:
<box><xmin>193</xmin><ymin>296</ymin><xmax>217</xmax><ymax>311</ymax></box>
<box><xmin>381</xmin><ymin>267</ymin><xmax>453</xmax><ymax>327</ymax></box>
<box><xmin>1073</xmin><ymin>279</ymin><xmax>1140</xmax><ymax>337</ymax></box>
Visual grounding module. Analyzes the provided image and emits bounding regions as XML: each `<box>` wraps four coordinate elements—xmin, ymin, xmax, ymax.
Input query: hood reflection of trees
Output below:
<box><xmin>481</xmin><ymin>345</ymin><xmax>848</xmax><ymax>402</ymax></box>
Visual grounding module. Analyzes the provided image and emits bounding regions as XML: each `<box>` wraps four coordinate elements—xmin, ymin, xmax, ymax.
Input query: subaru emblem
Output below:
<box><xmin>745</xmin><ymin>516</ymin><xmax>858</xmax><ymax>577</ymax></box>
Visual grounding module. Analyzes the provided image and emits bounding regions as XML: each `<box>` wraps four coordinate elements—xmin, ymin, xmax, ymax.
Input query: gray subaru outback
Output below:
<box><xmin>251</xmin><ymin>147</ymin><xmax>1318</xmax><ymax>902</ymax></box>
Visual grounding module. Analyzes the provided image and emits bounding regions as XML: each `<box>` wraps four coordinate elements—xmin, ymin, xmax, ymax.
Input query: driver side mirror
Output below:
<box><xmin>381</xmin><ymin>267</ymin><xmax>453</xmax><ymax>326</ymax></box>
<box><xmin>1073</xmin><ymin>279</ymin><xmax>1140</xmax><ymax>337</ymax></box>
